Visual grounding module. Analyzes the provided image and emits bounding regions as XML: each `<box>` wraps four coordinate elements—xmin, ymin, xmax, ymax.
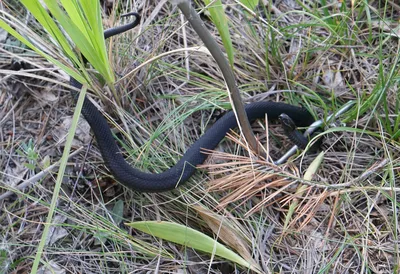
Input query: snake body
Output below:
<box><xmin>70</xmin><ymin>13</ymin><xmax>315</xmax><ymax>192</ymax></box>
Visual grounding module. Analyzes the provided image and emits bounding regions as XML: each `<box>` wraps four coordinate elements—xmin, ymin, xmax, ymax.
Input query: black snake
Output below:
<box><xmin>70</xmin><ymin>13</ymin><xmax>315</xmax><ymax>192</ymax></box>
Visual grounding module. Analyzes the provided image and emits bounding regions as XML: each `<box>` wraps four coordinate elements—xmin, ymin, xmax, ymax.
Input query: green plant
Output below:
<box><xmin>0</xmin><ymin>0</ymin><xmax>114</xmax><ymax>86</ymax></box>
<box><xmin>16</xmin><ymin>139</ymin><xmax>39</xmax><ymax>171</ymax></box>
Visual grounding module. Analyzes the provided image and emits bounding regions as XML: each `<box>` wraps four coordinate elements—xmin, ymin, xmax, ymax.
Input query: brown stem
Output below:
<box><xmin>172</xmin><ymin>0</ymin><xmax>259</xmax><ymax>153</ymax></box>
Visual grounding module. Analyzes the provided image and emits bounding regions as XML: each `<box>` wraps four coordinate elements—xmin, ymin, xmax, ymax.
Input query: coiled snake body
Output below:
<box><xmin>70</xmin><ymin>13</ymin><xmax>315</xmax><ymax>192</ymax></box>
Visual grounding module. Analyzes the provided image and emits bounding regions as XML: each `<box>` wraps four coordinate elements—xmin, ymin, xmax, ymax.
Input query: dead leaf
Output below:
<box><xmin>46</xmin><ymin>215</ymin><xmax>68</xmax><ymax>245</ymax></box>
<box><xmin>193</xmin><ymin>205</ymin><xmax>260</xmax><ymax>268</ymax></box>
<box><xmin>54</xmin><ymin>116</ymin><xmax>91</xmax><ymax>146</ymax></box>
<box><xmin>37</xmin><ymin>260</ymin><xmax>65</xmax><ymax>274</ymax></box>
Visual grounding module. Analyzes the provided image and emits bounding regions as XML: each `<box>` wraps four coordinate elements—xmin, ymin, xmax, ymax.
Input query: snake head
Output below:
<box><xmin>278</xmin><ymin>113</ymin><xmax>297</xmax><ymax>131</ymax></box>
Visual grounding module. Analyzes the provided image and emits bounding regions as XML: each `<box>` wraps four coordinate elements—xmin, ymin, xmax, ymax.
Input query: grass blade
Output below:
<box><xmin>14</xmin><ymin>0</ymin><xmax>113</xmax><ymax>84</ymax></box>
<box><xmin>240</xmin><ymin>0</ymin><xmax>259</xmax><ymax>11</ymax></box>
<box><xmin>203</xmin><ymin>0</ymin><xmax>234</xmax><ymax>66</ymax></box>
<box><xmin>31</xmin><ymin>85</ymin><xmax>88</xmax><ymax>273</ymax></box>
<box><xmin>127</xmin><ymin>221</ymin><xmax>262</xmax><ymax>272</ymax></box>
<box><xmin>20</xmin><ymin>0</ymin><xmax>81</xmax><ymax>66</ymax></box>
<box><xmin>0</xmin><ymin>15</ymin><xmax>85</xmax><ymax>83</ymax></box>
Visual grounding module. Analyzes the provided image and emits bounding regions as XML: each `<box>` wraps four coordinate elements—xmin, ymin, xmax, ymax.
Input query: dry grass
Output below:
<box><xmin>1</xmin><ymin>0</ymin><xmax>400</xmax><ymax>273</ymax></box>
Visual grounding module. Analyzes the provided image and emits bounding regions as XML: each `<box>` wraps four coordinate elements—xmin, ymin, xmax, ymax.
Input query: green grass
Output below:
<box><xmin>0</xmin><ymin>0</ymin><xmax>399</xmax><ymax>273</ymax></box>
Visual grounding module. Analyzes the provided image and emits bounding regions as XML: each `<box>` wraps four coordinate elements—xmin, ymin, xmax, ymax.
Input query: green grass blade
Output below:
<box><xmin>42</xmin><ymin>1</ymin><xmax>106</xmax><ymax>75</ymax></box>
<box><xmin>203</xmin><ymin>0</ymin><xmax>234</xmax><ymax>66</ymax></box>
<box><xmin>59</xmin><ymin>0</ymin><xmax>90</xmax><ymax>37</ymax></box>
<box><xmin>240</xmin><ymin>0</ymin><xmax>259</xmax><ymax>11</ymax></box>
<box><xmin>31</xmin><ymin>85</ymin><xmax>88</xmax><ymax>273</ymax></box>
<box><xmin>0</xmin><ymin>17</ymin><xmax>85</xmax><ymax>83</ymax></box>
<box><xmin>79</xmin><ymin>0</ymin><xmax>105</xmax><ymax>45</ymax></box>
<box><xmin>60</xmin><ymin>0</ymin><xmax>111</xmax><ymax>79</ymax></box>
<box><xmin>127</xmin><ymin>221</ymin><xmax>261</xmax><ymax>272</ymax></box>
<box><xmin>20</xmin><ymin>0</ymin><xmax>81</xmax><ymax>66</ymax></box>
<box><xmin>18</xmin><ymin>0</ymin><xmax>113</xmax><ymax>84</ymax></box>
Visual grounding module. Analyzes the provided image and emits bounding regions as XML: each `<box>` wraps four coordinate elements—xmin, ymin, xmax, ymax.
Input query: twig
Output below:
<box><xmin>325</xmin><ymin>158</ymin><xmax>388</xmax><ymax>188</ymax></box>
